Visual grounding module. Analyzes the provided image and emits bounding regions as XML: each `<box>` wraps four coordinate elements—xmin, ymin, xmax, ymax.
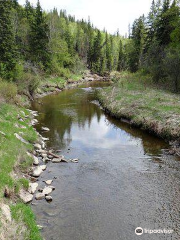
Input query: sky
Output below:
<box><xmin>18</xmin><ymin>0</ymin><xmax>152</xmax><ymax>36</ymax></box>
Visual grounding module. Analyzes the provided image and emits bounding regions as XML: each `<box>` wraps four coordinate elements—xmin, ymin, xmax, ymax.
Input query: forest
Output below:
<box><xmin>0</xmin><ymin>0</ymin><xmax>180</xmax><ymax>93</ymax></box>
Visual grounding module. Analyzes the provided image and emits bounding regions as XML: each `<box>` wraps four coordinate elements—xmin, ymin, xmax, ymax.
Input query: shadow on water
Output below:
<box><xmin>31</xmin><ymin>81</ymin><xmax>180</xmax><ymax>240</ymax></box>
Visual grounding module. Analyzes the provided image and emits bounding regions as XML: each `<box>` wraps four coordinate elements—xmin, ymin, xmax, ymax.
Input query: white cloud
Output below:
<box><xmin>18</xmin><ymin>0</ymin><xmax>152</xmax><ymax>35</ymax></box>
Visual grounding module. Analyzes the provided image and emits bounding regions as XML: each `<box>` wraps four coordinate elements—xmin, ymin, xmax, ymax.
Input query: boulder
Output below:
<box><xmin>32</xmin><ymin>166</ymin><xmax>43</xmax><ymax>177</ymax></box>
<box><xmin>52</xmin><ymin>158</ymin><xmax>62</xmax><ymax>163</ymax></box>
<box><xmin>28</xmin><ymin>183</ymin><xmax>38</xmax><ymax>194</ymax></box>
<box><xmin>35</xmin><ymin>193</ymin><xmax>45</xmax><ymax>200</ymax></box>
<box><xmin>41</xmin><ymin>127</ymin><xmax>50</xmax><ymax>132</ymax></box>
<box><xmin>19</xmin><ymin>189</ymin><xmax>33</xmax><ymax>203</ymax></box>
<box><xmin>34</xmin><ymin>143</ymin><xmax>42</xmax><ymax>150</ymax></box>
<box><xmin>40</xmin><ymin>165</ymin><xmax>47</xmax><ymax>171</ymax></box>
<box><xmin>43</xmin><ymin>186</ymin><xmax>53</xmax><ymax>195</ymax></box>
<box><xmin>45</xmin><ymin>196</ymin><xmax>53</xmax><ymax>202</ymax></box>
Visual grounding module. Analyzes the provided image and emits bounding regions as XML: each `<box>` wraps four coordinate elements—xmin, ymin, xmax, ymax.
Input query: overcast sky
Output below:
<box><xmin>18</xmin><ymin>0</ymin><xmax>152</xmax><ymax>35</ymax></box>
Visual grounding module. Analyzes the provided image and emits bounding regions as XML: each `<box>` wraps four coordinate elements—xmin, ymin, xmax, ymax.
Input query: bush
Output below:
<box><xmin>16</xmin><ymin>72</ymin><xmax>40</xmax><ymax>97</ymax></box>
<box><xmin>0</xmin><ymin>80</ymin><xmax>17</xmax><ymax>102</ymax></box>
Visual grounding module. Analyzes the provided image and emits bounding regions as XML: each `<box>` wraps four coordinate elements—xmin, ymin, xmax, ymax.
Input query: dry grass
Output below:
<box><xmin>98</xmin><ymin>71</ymin><xmax>180</xmax><ymax>140</ymax></box>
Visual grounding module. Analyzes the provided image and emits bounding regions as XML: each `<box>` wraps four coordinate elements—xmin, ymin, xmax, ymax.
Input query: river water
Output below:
<box><xmin>31</xmin><ymin>82</ymin><xmax>180</xmax><ymax>240</ymax></box>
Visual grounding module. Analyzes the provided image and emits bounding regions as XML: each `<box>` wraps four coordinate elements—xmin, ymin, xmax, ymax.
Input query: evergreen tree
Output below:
<box><xmin>0</xmin><ymin>0</ymin><xmax>17</xmax><ymax>78</ymax></box>
<box><xmin>106</xmin><ymin>33</ymin><xmax>113</xmax><ymax>72</ymax></box>
<box><xmin>117</xmin><ymin>40</ymin><xmax>124</xmax><ymax>71</ymax></box>
<box><xmin>29</xmin><ymin>0</ymin><xmax>50</xmax><ymax>67</ymax></box>
<box><xmin>91</xmin><ymin>30</ymin><xmax>102</xmax><ymax>73</ymax></box>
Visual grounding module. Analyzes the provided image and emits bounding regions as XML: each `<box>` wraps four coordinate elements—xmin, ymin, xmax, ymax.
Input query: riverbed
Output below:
<box><xmin>31</xmin><ymin>82</ymin><xmax>180</xmax><ymax>240</ymax></box>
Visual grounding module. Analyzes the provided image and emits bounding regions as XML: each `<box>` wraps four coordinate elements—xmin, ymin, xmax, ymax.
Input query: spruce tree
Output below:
<box><xmin>29</xmin><ymin>0</ymin><xmax>50</xmax><ymax>68</ymax></box>
<box><xmin>117</xmin><ymin>40</ymin><xmax>124</xmax><ymax>71</ymax></box>
<box><xmin>91</xmin><ymin>30</ymin><xmax>102</xmax><ymax>73</ymax></box>
<box><xmin>106</xmin><ymin>33</ymin><xmax>113</xmax><ymax>72</ymax></box>
<box><xmin>0</xmin><ymin>0</ymin><xmax>17</xmax><ymax>78</ymax></box>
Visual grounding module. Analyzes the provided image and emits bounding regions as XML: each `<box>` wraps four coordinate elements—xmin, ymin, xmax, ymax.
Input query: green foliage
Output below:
<box><xmin>0</xmin><ymin>0</ymin><xmax>17</xmax><ymax>79</ymax></box>
<box><xmin>0</xmin><ymin>80</ymin><xmax>17</xmax><ymax>102</ymax></box>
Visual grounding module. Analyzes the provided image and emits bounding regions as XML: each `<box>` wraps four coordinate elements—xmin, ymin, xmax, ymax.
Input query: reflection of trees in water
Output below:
<box><xmin>32</xmin><ymin>87</ymin><xmax>168</xmax><ymax>155</ymax></box>
<box><xmin>105</xmin><ymin>114</ymin><xmax>168</xmax><ymax>156</ymax></box>
<box><xmin>32</xmin><ymin>88</ymin><xmax>102</xmax><ymax>149</ymax></box>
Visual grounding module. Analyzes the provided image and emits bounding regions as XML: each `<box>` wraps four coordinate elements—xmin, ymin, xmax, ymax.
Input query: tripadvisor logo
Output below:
<box><xmin>135</xmin><ymin>227</ymin><xmax>143</xmax><ymax>235</ymax></box>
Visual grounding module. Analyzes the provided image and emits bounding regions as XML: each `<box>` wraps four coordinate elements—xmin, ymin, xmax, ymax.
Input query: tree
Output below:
<box><xmin>91</xmin><ymin>30</ymin><xmax>102</xmax><ymax>73</ymax></box>
<box><xmin>29</xmin><ymin>0</ymin><xmax>50</xmax><ymax>68</ymax></box>
<box><xmin>0</xmin><ymin>0</ymin><xmax>17</xmax><ymax>78</ymax></box>
<box><xmin>106</xmin><ymin>33</ymin><xmax>113</xmax><ymax>72</ymax></box>
<box><xmin>117</xmin><ymin>40</ymin><xmax>124</xmax><ymax>71</ymax></box>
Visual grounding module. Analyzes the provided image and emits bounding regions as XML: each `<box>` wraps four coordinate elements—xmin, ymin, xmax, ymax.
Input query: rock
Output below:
<box><xmin>52</xmin><ymin>158</ymin><xmax>62</xmax><ymax>163</ymax></box>
<box><xmin>37</xmin><ymin>225</ymin><xmax>43</xmax><ymax>230</ymax></box>
<box><xmin>41</xmin><ymin>127</ymin><xmax>50</xmax><ymax>132</ymax></box>
<box><xmin>42</xmin><ymin>137</ymin><xmax>49</xmax><ymax>141</ymax></box>
<box><xmin>33</xmin><ymin>156</ymin><xmax>39</xmax><ymax>165</ymax></box>
<box><xmin>32</xmin><ymin>166</ymin><xmax>43</xmax><ymax>177</ymax></box>
<box><xmin>61</xmin><ymin>158</ymin><xmax>69</xmax><ymax>163</ymax></box>
<box><xmin>19</xmin><ymin>189</ymin><xmax>33</xmax><ymax>203</ymax></box>
<box><xmin>45</xmin><ymin>196</ymin><xmax>53</xmax><ymax>202</ymax></box>
<box><xmin>40</xmin><ymin>165</ymin><xmax>47</xmax><ymax>171</ymax></box>
<box><xmin>28</xmin><ymin>183</ymin><xmax>38</xmax><ymax>194</ymax></box>
<box><xmin>49</xmin><ymin>186</ymin><xmax>55</xmax><ymax>191</ymax></box>
<box><xmin>34</xmin><ymin>143</ymin><xmax>42</xmax><ymax>150</ymax></box>
<box><xmin>42</xmin><ymin>153</ymin><xmax>47</xmax><ymax>158</ymax></box>
<box><xmin>71</xmin><ymin>158</ymin><xmax>79</xmax><ymax>163</ymax></box>
<box><xmin>27</xmin><ymin>152</ymin><xmax>39</xmax><ymax>165</ymax></box>
<box><xmin>43</xmin><ymin>186</ymin><xmax>53</xmax><ymax>195</ymax></box>
<box><xmin>44</xmin><ymin>180</ymin><xmax>53</xmax><ymax>185</ymax></box>
<box><xmin>37</xmin><ymin>149</ymin><xmax>47</xmax><ymax>154</ymax></box>
<box><xmin>0</xmin><ymin>131</ymin><xmax>6</xmax><ymax>136</ymax></box>
<box><xmin>35</xmin><ymin>193</ymin><xmax>45</xmax><ymax>200</ymax></box>
<box><xmin>1</xmin><ymin>204</ymin><xmax>11</xmax><ymax>222</ymax></box>
<box><xmin>14</xmin><ymin>133</ymin><xmax>29</xmax><ymax>144</ymax></box>
<box><xmin>31</xmin><ymin>119</ymin><xmax>38</xmax><ymax>126</ymax></box>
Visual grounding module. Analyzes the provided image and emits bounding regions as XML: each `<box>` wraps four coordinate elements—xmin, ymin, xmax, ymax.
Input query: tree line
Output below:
<box><xmin>127</xmin><ymin>0</ymin><xmax>180</xmax><ymax>92</ymax></box>
<box><xmin>0</xmin><ymin>0</ymin><xmax>125</xmax><ymax>83</ymax></box>
<box><xmin>0</xmin><ymin>0</ymin><xmax>180</xmax><ymax>92</ymax></box>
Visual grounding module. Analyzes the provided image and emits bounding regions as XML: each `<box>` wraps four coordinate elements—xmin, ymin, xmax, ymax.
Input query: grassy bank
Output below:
<box><xmin>0</xmin><ymin>101</ymin><xmax>41</xmax><ymax>239</ymax></box>
<box><xmin>98</xmin><ymin>71</ymin><xmax>180</xmax><ymax>140</ymax></box>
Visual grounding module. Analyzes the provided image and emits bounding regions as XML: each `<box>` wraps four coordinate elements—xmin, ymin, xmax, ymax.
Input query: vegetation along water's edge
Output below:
<box><xmin>97</xmin><ymin>72</ymin><xmax>180</xmax><ymax>156</ymax></box>
<box><xmin>0</xmin><ymin>71</ymin><xmax>109</xmax><ymax>240</ymax></box>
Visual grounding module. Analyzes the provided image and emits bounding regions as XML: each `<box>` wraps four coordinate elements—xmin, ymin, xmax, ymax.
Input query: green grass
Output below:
<box><xmin>0</xmin><ymin>102</ymin><xmax>41</xmax><ymax>239</ymax></box>
<box><xmin>11</xmin><ymin>203</ymin><xmax>42</xmax><ymax>240</ymax></box>
<box><xmin>98</xmin><ymin>71</ymin><xmax>180</xmax><ymax>139</ymax></box>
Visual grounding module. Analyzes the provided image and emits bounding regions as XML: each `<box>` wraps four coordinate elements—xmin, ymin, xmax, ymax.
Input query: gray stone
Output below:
<box><xmin>34</xmin><ymin>143</ymin><xmax>42</xmax><ymax>150</ymax></box>
<box><xmin>19</xmin><ymin>189</ymin><xmax>33</xmax><ymax>203</ymax></box>
<box><xmin>32</xmin><ymin>166</ymin><xmax>43</xmax><ymax>177</ymax></box>
<box><xmin>28</xmin><ymin>183</ymin><xmax>38</xmax><ymax>194</ymax></box>
<box><xmin>35</xmin><ymin>193</ymin><xmax>45</xmax><ymax>200</ymax></box>
<box><xmin>43</xmin><ymin>187</ymin><xmax>53</xmax><ymax>195</ymax></box>
<box><xmin>14</xmin><ymin>133</ymin><xmax>29</xmax><ymax>144</ymax></box>
<box><xmin>45</xmin><ymin>196</ymin><xmax>53</xmax><ymax>202</ymax></box>
<box><xmin>41</xmin><ymin>127</ymin><xmax>50</xmax><ymax>132</ymax></box>
<box><xmin>44</xmin><ymin>180</ymin><xmax>53</xmax><ymax>185</ymax></box>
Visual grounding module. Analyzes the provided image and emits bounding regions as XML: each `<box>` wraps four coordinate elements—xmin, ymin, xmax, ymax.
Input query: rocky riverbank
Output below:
<box><xmin>34</xmin><ymin>70</ymin><xmax>111</xmax><ymax>99</ymax></box>
<box><xmin>0</xmin><ymin>70</ymin><xmax>109</xmax><ymax>239</ymax></box>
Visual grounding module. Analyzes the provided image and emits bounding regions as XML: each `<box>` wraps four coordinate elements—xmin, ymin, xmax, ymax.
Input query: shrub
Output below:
<box><xmin>0</xmin><ymin>80</ymin><xmax>17</xmax><ymax>102</ymax></box>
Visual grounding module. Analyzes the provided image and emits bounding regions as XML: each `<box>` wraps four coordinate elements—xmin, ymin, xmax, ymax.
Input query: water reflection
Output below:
<box><xmin>32</xmin><ymin>83</ymin><xmax>167</xmax><ymax>156</ymax></box>
<box><xmin>31</xmin><ymin>82</ymin><xmax>180</xmax><ymax>240</ymax></box>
